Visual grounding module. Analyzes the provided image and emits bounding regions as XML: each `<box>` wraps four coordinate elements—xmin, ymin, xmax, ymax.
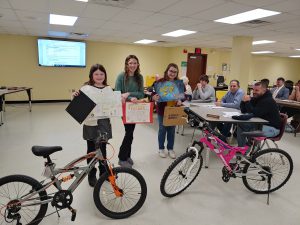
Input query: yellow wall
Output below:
<box><xmin>0</xmin><ymin>34</ymin><xmax>170</xmax><ymax>100</ymax></box>
<box><xmin>250</xmin><ymin>55</ymin><xmax>300</xmax><ymax>85</ymax></box>
<box><xmin>1</xmin><ymin>34</ymin><xmax>300</xmax><ymax>100</ymax></box>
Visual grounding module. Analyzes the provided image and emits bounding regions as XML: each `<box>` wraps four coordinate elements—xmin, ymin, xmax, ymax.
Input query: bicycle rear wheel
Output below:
<box><xmin>160</xmin><ymin>150</ymin><xmax>203</xmax><ymax>197</ymax></box>
<box><xmin>0</xmin><ymin>175</ymin><xmax>48</xmax><ymax>225</ymax></box>
<box><xmin>242</xmin><ymin>148</ymin><xmax>293</xmax><ymax>194</ymax></box>
<box><xmin>93</xmin><ymin>167</ymin><xmax>147</xmax><ymax>219</ymax></box>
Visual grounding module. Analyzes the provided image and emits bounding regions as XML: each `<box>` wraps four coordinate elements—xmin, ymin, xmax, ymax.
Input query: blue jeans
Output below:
<box><xmin>157</xmin><ymin>115</ymin><xmax>175</xmax><ymax>150</ymax></box>
<box><xmin>237</xmin><ymin>124</ymin><xmax>280</xmax><ymax>147</ymax></box>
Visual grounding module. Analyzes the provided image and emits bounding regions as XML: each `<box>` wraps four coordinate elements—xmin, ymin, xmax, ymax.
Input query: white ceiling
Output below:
<box><xmin>1</xmin><ymin>0</ymin><xmax>300</xmax><ymax>57</ymax></box>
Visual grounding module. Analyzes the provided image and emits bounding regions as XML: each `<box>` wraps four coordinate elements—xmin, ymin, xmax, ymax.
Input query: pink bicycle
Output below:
<box><xmin>160</xmin><ymin>108</ymin><xmax>293</xmax><ymax>204</ymax></box>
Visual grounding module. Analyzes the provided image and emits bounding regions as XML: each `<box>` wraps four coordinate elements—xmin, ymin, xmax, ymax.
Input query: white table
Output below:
<box><xmin>187</xmin><ymin>103</ymin><xmax>268</xmax><ymax>168</ymax></box>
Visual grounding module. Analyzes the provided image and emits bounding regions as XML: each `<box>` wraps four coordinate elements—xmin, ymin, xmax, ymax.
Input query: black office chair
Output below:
<box><xmin>216</xmin><ymin>75</ymin><xmax>225</xmax><ymax>86</ymax></box>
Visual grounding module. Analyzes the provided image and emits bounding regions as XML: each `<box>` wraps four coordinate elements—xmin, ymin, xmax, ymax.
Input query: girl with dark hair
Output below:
<box><xmin>115</xmin><ymin>55</ymin><xmax>144</xmax><ymax>168</ymax></box>
<box><xmin>73</xmin><ymin>64</ymin><xmax>112</xmax><ymax>187</ymax></box>
<box><xmin>152</xmin><ymin>63</ymin><xmax>183</xmax><ymax>159</ymax></box>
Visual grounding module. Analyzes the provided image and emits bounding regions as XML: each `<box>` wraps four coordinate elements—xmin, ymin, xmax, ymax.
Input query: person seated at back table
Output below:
<box><xmin>192</xmin><ymin>75</ymin><xmax>215</xmax><ymax>101</ymax></box>
<box><xmin>260</xmin><ymin>78</ymin><xmax>270</xmax><ymax>87</ymax></box>
<box><xmin>181</xmin><ymin>76</ymin><xmax>192</xmax><ymax>101</ymax></box>
<box><xmin>270</xmin><ymin>77</ymin><xmax>289</xmax><ymax>100</ymax></box>
<box><xmin>289</xmin><ymin>80</ymin><xmax>300</xmax><ymax>102</ymax></box>
<box><xmin>237</xmin><ymin>81</ymin><xmax>281</xmax><ymax>147</ymax></box>
<box><xmin>215</xmin><ymin>79</ymin><xmax>244</xmax><ymax>138</ymax></box>
<box><xmin>281</xmin><ymin>80</ymin><xmax>300</xmax><ymax>118</ymax></box>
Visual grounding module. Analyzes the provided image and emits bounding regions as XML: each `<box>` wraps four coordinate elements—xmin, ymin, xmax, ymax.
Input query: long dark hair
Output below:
<box><xmin>124</xmin><ymin>55</ymin><xmax>143</xmax><ymax>88</ymax></box>
<box><xmin>162</xmin><ymin>63</ymin><xmax>179</xmax><ymax>81</ymax></box>
<box><xmin>85</xmin><ymin>64</ymin><xmax>107</xmax><ymax>86</ymax></box>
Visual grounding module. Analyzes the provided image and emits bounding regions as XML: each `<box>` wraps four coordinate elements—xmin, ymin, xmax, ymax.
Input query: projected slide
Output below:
<box><xmin>38</xmin><ymin>39</ymin><xmax>86</xmax><ymax>67</ymax></box>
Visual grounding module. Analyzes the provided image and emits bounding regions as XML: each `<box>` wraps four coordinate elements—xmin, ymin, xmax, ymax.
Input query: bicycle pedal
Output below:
<box><xmin>68</xmin><ymin>207</ymin><xmax>77</xmax><ymax>221</ymax></box>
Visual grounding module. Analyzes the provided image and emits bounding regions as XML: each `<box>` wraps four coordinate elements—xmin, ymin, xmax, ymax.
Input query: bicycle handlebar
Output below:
<box><xmin>184</xmin><ymin>107</ymin><xmax>226</xmax><ymax>139</ymax></box>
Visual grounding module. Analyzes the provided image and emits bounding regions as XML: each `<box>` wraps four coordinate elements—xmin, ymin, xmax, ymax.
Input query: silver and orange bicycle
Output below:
<box><xmin>0</xmin><ymin>132</ymin><xmax>147</xmax><ymax>224</ymax></box>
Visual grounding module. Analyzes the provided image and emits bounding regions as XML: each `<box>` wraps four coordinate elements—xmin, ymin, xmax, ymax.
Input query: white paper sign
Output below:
<box><xmin>80</xmin><ymin>85</ymin><xmax>122</xmax><ymax>117</ymax></box>
<box><xmin>123</xmin><ymin>102</ymin><xmax>153</xmax><ymax>123</ymax></box>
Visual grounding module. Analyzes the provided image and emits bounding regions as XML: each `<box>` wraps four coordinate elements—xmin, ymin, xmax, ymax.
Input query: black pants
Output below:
<box><xmin>118</xmin><ymin>123</ymin><xmax>136</xmax><ymax>161</ymax></box>
<box><xmin>87</xmin><ymin>140</ymin><xmax>107</xmax><ymax>174</ymax></box>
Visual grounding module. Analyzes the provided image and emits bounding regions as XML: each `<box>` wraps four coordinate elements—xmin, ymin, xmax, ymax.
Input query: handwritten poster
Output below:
<box><xmin>122</xmin><ymin>102</ymin><xmax>153</xmax><ymax>124</ymax></box>
<box><xmin>80</xmin><ymin>85</ymin><xmax>122</xmax><ymax>118</ymax></box>
<box><xmin>154</xmin><ymin>80</ymin><xmax>185</xmax><ymax>102</ymax></box>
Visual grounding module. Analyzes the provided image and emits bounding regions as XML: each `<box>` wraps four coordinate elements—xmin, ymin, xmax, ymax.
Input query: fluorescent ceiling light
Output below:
<box><xmin>162</xmin><ymin>29</ymin><xmax>196</xmax><ymax>37</ymax></box>
<box><xmin>75</xmin><ymin>0</ymin><xmax>88</xmax><ymax>2</ymax></box>
<box><xmin>251</xmin><ymin>51</ymin><xmax>274</xmax><ymax>54</ymax></box>
<box><xmin>289</xmin><ymin>55</ymin><xmax>300</xmax><ymax>58</ymax></box>
<box><xmin>134</xmin><ymin>39</ymin><xmax>157</xmax><ymax>44</ymax></box>
<box><xmin>215</xmin><ymin>8</ymin><xmax>281</xmax><ymax>24</ymax></box>
<box><xmin>252</xmin><ymin>40</ymin><xmax>276</xmax><ymax>45</ymax></box>
<box><xmin>49</xmin><ymin>14</ymin><xmax>78</xmax><ymax>26</ymax></box>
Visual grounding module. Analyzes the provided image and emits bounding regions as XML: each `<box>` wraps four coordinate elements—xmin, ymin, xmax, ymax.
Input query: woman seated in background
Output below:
<box><xmin>181</xmin><ymin>76</ymin><xmax>192</xmax><ymax>101</ymax></box>
<box><xmin>281</xmin><ymin>80</ymin><xmax>300</xmax><ymax>118</ymax></box>
<box><xmin>192</xmin><ymin>75</ymin><xmax>215</xmax><ymax>101</ymax></box>
<box><xmin>288</xmin><ymin>80</ymin><xmax>300</xmax><ymax>102</ymax></box>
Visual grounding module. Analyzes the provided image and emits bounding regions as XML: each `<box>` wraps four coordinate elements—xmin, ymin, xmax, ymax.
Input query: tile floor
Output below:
<box><xmin>0</xmin><ymin>103</ymin><xmax>299</xmax><ymax>225</ymax></box>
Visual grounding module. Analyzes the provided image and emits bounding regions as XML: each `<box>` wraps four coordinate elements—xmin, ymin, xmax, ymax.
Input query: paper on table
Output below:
<box><xmin>223</xmin><ymin>111</ymin><xmax>241</xmax><ymax>118</ymax></box>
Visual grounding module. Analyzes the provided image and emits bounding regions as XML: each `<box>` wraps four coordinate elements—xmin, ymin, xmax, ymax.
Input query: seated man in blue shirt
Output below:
<box><xmin>215</xmin><ymin>80</ymin><xmax>244</xmax><ymax>138</ymax></box>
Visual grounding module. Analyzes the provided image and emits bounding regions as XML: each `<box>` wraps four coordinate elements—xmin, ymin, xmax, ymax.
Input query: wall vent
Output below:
<box><xmin>70</xmin><ymin>32</ymin><xmax>88</xmax><ymax>38</ymax></box>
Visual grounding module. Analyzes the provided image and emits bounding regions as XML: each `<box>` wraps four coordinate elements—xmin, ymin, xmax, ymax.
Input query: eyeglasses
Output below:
<box><xmin>169</xmin><ymin>70</ymin><xmax>178</xmax><ymax>74</ymax></box>
<box><xmin>230</xmin><ymin>85</ymin><xmax>237</xmax><ymax>87</ymax></box>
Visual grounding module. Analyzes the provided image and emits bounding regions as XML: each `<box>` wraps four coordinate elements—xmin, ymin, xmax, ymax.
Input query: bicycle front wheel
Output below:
<box><xmin>242</xmin><ymin>148</ymin><xmax>293</xmax><ymax>194</ymax></box>
<box><xmin>160</xmin><ymin>150</ymin><xmax>203</xmax><ymax>197</ymax></box>
<box><xmin>93</xmin><ymin>167</ymin><xmax>147</xmax><ymax>219</ymax></box>
<box><xmin>0</xmin><ymin>175</ymin><xmax>48</xmax><ymax>225</ymax></box>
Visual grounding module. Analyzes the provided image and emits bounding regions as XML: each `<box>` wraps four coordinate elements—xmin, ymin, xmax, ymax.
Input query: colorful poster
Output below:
<box><xmin>122</xmin><ymin>102</ymin><xmax>153</xmax><ymax>124</ymax></box>
<box><xmin>154</xmin><ymin>80</ymin><xmax>185</xmax><ymax>102</ymax></box>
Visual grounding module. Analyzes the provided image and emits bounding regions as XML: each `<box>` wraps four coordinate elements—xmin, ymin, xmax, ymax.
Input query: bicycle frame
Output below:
<box><xmin>199</xmin><ymin>129</ymin><xmax>248</xmax><ymax>172</ymax></box>
<box><xmin>7</xmin><ymin>147</ymin><xmax>108</xmax><ymax>209</ymax></box>
<box><xmin>186</xmin><ymin>126</ymin><xmax>273</xmax><ymax>178</ymax></box>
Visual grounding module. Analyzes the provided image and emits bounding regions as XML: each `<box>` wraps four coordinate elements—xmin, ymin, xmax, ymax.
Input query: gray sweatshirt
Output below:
<box><xmin>192</xmin><ymin>84</ymin><xmax>215</xmax><ymax>100</ymax></box>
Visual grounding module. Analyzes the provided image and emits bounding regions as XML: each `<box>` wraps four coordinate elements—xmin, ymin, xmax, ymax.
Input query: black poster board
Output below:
<box><xmin>66</xmin><ymin>90</ymin><xmax>96</xmax><ymax>124</ymax></box>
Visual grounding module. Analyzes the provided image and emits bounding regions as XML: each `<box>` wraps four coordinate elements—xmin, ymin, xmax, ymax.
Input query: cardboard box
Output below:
<box><xmin>163</xmin><ymin>106</ymin><xmax>187</xmax><ymax>126</ymax></box>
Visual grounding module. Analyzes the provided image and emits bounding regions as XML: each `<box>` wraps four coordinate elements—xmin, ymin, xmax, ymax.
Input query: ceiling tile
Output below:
<box><xmin>101</xmin><ymin>21</ymin><xmax>148</xmax><ymax>32</ymax></box>
<box><xmin>232</xmin><ymin>0</ymin><xmax>284</xmax><ymax>7</ymax></box>
<box><xmin>191</xmin><ymin>2</ymin><xmax>254</xmax><ymax>21</ymax></box>
<box><xmin>0</xmin><ymin>19</ymin><xmax>22</xmax><ymax>27</ymax></box>
<box><xmin>0</xmin><ymin>0</ymin><xmax>11</xmax><ymax>8</ymax></box>
<box><xmin>0</xmin><ymin>8</ymin><xmax>18</xmax><ymax>20</ymax></box>
<box><xmin>161</xmin><ymin>0</ymin><xmax>225</xmax><ymax>16</ymax></box>
<box><xmin>161</xmin><ymin>17</ymin><xmax>205</xmax><ymax>29</ymax></box>
<box><xmin>9</xmin><ymin>0</ymin><xmax>49</xmax><ymax>13</ymax></box>
<box><xmin>75</xmin><ymin>17</ymin><xmax>105</xmax><ymax>28</ymax></box>
<box><xmin>14</xmin><ymin>10</ymin><xmax>48</xmax><ymax>23</ymax></box>
<box><xmin>110</xmin><ymin>8</ymin><xmax>153</xmax><ymax>23</ymax></box>
<box><xmin>22</xmin><ymin>21</ymin><xmax>48</xmax><ymax>29</ymax></box>
<box><xmin>81</xmin><ymin>3</ymin><xmax>123</xmax><ymax>20</ymax></box>
<box><xmin>136</xmin><ymin>13</ymin><xmax>181</xmax><ymax>26</ymax></box>
<box><xmin>126</xmin><ymin>0</ymin><xmax>179</xmax><ymax>12</ymax></box>
<box><xmin>49</xmin><ymin>0</ymin><xmax>87</xmax><ymax>16</ymax></box>
<box><xmin>267</xmin><ymin>0</ymin><xmax>300</xmax><ymax>13</ymax></box>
